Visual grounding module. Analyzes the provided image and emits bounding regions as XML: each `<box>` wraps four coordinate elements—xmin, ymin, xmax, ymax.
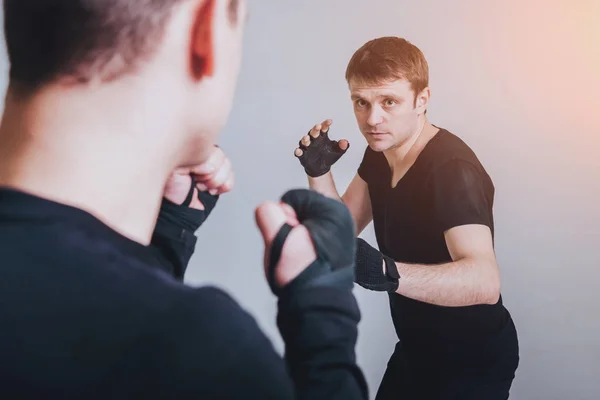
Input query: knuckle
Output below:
<box><xmin>212</xmin><ymin>176</ymin><xmax>226</xmax><ymax>187</ymax></box>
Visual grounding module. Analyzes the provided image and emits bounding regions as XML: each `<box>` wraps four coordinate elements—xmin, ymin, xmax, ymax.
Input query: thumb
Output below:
<box><xmin>338</xmin><ymin>139</ymin><xmax>350</xmax><ymax>151</ymax></box>
<box><xmin>255</xmin><ymin>201</ymin><xmax>289</xmax><ymax>246</ymax></box>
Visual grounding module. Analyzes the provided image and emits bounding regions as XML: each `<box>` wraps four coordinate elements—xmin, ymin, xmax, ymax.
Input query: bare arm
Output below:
<box><xmin>341</xmin><ymin>174</ymin><xmax>372</xmax><ymax>235</ymax></box>
<box><xmin>390</xmin><ymin>224</ymin><xmax>501</xmax><ymax>307</ymax></box>
<box><xmin>307</xmin><ymin>172</ymin><xmax>341</xmax><ymax>201</ymax></box>
<box><xmin>308</xmin><ymin>173</ymin><xmax>372</xmax><ymax>236</ymax></box>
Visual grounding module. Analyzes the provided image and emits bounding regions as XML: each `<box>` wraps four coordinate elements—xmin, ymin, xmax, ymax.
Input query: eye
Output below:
<box><xmin>355</xmin><ymin>99</ymin><xmax>367</xmax><ymax>108</ymax></box>
<box><xmin>384</xmin><ymin>98</ymin><xmax>397</xmax><ymax>107</ymax></box>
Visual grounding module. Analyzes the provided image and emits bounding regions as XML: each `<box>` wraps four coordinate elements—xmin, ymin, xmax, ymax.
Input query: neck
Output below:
<box><xmin>0</xmin><ymin>85</ymin><xmax>183</xmax><ymax>245</ymax></box>
<box><xmin>384</xmin><ymin>116</ymin><xmax>438</xmax><ymax>167</ymax></box>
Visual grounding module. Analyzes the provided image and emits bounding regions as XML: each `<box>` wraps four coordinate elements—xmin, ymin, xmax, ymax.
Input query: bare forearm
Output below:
<box><xmin>307</xmin><ymin>173</ymin><xmax>341</xmax><ymax>201</ymax></box>
<box><xmin>393</xmin><ymin>257</ymin><xmax>500</xmax><ymax>307</ymax></box>
<box><xmin>307</xmin><ymin>173</ymin><xmax>373</xmax><ymax>236</ymax></box>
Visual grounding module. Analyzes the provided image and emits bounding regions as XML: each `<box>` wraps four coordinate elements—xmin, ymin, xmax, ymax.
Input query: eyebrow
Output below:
<box><xmin>351</xmin><ymin>93</ymin><xmax>404</xmax><ymax>100</ymax></box>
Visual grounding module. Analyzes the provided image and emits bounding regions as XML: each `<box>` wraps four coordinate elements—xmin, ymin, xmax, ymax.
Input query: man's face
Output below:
<box><xmin>349</xmin><ymin>78</ymin><xmax>423</xmax><ymax>153</ymax></box>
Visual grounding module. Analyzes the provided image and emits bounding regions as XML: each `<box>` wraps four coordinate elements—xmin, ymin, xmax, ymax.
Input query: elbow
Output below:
<box><xmin>462</xmin><ymin>256</ymin><xmax>501</xmax><ymax>305</ymax></box>
<box><xmin>482</xmin><ymin>270</ymin><xmax>501</xmax><ymax>305</ymax></box>
<box><xmin>483</xmin><ymin>285</ymin><xmax>501</xmax><ymax>305</ymax></box>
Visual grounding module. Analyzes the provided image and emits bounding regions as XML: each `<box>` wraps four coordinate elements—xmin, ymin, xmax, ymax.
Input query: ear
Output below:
<box><xmin>190</xmin><ymin>0</ymin><xmax>217</xmax><ymax>80</ymax></box>
<box><xmin>415</xmin><ymin>87</ymin><xmax>431</xmax><ymax>114</ymax></box>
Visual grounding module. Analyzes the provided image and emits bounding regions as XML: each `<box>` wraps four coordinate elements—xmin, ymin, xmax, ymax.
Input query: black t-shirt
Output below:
<box><xmin>0</xmin><ymin>188</ymin><xmax>368</xmax><ymax>399</ymax></box>
<box><xmin>358</xmin><ymin>128</ymin><xmax>518</xmax><ymax>373</ymax></box>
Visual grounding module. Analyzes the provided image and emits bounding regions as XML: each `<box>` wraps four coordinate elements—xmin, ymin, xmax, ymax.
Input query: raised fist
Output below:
<box><xmin>164</xmin><ymin>146</ymin><xmax>234</xmax><ymax>208</ymax></box>
<box><xmin>160</xmin><ymin>146</ymin><xmax>233</xmax><ymax>231</ymax></box>
<box><xmin>255</xmin><ymin>188</ymin><xmax>356</xmax><ymax>296</ymax></box>
<box><xmin>294</xmin><ymin>119</ymin><xmax>349</xmax><ymax>178</ymax></box>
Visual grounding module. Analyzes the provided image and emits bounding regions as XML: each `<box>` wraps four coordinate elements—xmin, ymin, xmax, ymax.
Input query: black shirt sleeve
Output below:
<box><xmin>276</xmin><ymin>286</ymin><xmax>369</xmax><ymax>399</ymax></box>
<box><xmin>149</xmin><ymin>199</ymin><xmax>212</xmax><ymax>280</ymax></box>
<box><xmin>136</xmin><ymin>285</ymin><xmax>368</xmax><ymax>399</ymax></box>
<box><xmin>430</xmin><ymin>159</ymin><xmax>493</xmax><ymax>233</ymax></box>
<box><xmin>149</xmin><ymin>219</ymin><xmax>197</xmax><ymax>280</ymax></box>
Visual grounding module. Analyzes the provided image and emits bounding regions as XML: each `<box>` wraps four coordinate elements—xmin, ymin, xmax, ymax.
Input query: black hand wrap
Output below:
<box><xmin>355</xmin><ymin>238</ymin><xmax>400</xmax><ymax>292</ymax></box>
<box><xmin>296</xmin><ymin>129</ymin><xmax>349</xmax><ymax>177</ymax></box>
<box><xmin>267</xmin><ymin>189</ymin><xmax>356</xmax><ymax>297</ymax></box>
<box><xmin>157</xmin><ymin>175</ymin><xmax>219</xmax><ymax>233</ymax></box>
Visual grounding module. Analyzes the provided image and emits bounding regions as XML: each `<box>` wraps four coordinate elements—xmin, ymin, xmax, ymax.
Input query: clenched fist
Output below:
<box><xmin>160</xmin><ymin>146</ymin><xmax>234</xmax><ymax>232</ymax></box>
<box><xmin>164</xmin><ymin>146</ymin><xmax>234</xmax><ymax>209</ymax></box>
<box><xmin>255</xmin><ymin>189</ymin><xmax>357</xmax><ymax>297</ymax></box>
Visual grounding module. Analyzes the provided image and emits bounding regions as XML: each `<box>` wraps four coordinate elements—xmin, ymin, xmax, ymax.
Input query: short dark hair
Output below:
<box><xmin>345</xmin><ymin>36</ymin><xmax>429</xmax><ymax>104</ymax></box>
<box><xmin>3</xmin><ymin>0</ymin><xmax>186</xmax><ymax>93</ymax></box>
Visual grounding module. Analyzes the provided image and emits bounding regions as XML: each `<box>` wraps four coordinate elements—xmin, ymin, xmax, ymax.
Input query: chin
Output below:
<box><xmin>178</xmin><ymin>135</ymin><xmax>216</xmax><ymax>167</ymax></box>
<box><xmin>366</xmin><ymin>138</ymin><xmax>393</xmax><ymax>153</ymax></box>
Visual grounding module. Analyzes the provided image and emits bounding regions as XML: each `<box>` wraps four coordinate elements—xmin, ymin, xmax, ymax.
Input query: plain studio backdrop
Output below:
<box><xmin>1</xmin><ymin>1</ymin><xmax>599</xmax><ymax>399</ymax></box>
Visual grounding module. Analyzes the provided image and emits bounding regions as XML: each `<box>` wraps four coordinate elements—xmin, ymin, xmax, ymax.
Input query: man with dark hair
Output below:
<box><xmin>295</xmin><ymin>36</ymin><xmax>519</xmax><ymax>399</ymax></box>
<box><xmin>0</xmin><ymin>1</ymin><xmax>368</xmax><ymax>399</ymax></box>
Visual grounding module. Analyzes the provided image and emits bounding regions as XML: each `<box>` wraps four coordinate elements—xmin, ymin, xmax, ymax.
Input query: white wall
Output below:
<box><xmin>1</xmin><ymin>1</ymin><xmax>599</xmax><ymax>399</ymax></box>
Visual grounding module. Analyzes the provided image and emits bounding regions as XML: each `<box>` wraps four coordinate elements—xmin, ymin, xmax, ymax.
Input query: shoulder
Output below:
<box><xmin>358</xmin><ymin>145</ymin><xmax>378</xmax><ymax>166</ymax></box>
<box><xmin>424</xmin><ymin>128</ymin><xmax>493</xmax><ymax>188</ymax></box>
<box><xmin>123</xmin><ymin>285</ymin><xmax>294</xmax><ymax>398</ymax></box>
<box><xmin>427</xmin><ymin>128</ymin><xmax>485</xmax><ymax>167</ymax></box>
<box><xmin>428</xmin><ymin>158</ymin><xmax>487</xmax><ymax>193</ymax></box>
<box><xmin>357</xmin><ymin>146</ymin><xmax>385</xmax><ymax>183</ymax></box>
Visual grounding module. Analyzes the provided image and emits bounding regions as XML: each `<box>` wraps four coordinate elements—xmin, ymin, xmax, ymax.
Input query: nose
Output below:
<box><xmin>367</xmin><ymin>106</ymin><xmax>384</xmax><ymax>127</ymax></box>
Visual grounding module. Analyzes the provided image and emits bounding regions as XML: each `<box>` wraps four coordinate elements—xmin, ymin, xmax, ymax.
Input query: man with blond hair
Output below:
<box><xmin>295</xmin><ymin>36</ymin><xmax>520</xmax><ymax>399</ymax></box>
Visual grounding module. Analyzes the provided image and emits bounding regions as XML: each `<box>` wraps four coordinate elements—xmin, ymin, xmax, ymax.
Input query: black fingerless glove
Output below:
<box><xmin>266</xmin><ymin>189</ymin><xmax>356</xmax><ymax>298</ymax></box>
<box><xmin>156</xmin><ymin>176</ymin><xmax>219</xmax><ymax>235</ymax></box>
<box><xmin>150</xmin><ymin>177</ymin><xmax>219</xmax><ymax>279</ymax></box>
<box><xmin>355</xmin><ymin>238</ymin><xmax>400</xmax><ymax>292</ymax></box>
<box><xmin>296</xmin><ymin>129</ymin><xmax>349</xmax><ymax>177</ymax></box>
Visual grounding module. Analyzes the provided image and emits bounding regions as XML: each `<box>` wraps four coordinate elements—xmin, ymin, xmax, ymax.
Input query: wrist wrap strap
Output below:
<box><xmin>355</xmin><ymin>238</ymin><xmax>400</xmax><ymax>292</ymax></box>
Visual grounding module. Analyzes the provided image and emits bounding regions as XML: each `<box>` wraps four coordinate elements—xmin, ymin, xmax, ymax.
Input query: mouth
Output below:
<box><xmin>367</xmin><ymin>131</ymin><xmax>387</xmax><ymax>136</ymax></box>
